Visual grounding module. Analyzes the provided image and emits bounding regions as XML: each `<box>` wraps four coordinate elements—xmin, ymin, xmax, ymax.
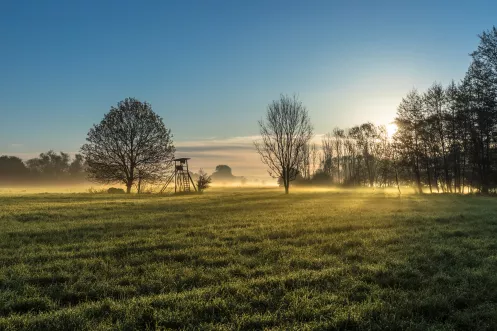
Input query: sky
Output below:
<box><xmin>1</xmin><ymin>0</ymin><xmax>496</xmax><ymax>177</ymax></box>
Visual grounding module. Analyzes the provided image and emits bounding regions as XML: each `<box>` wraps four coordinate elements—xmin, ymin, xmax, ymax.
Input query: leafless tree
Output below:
<box><xmin>332</xmin><ymin>128</ymin><xmax>345</xmax><ymax>184</ymax></box>
<box><xmin>254</xmin><ymin>94</ymin><xmax>314</xmax><ymax>194</ymax></box>
<box><xmin>81</xmin><ymin>98</ymin><xmax>175</xmax><ymax>193</ymax></box>
<box><xmin>321</xmin><ymin>133</ymin><xmax>334</xmax><ymax>179</ymax></box>
<box><xmin>310</xmin><ymin>143</ymin><xmax>318</xmax><ymax>178</ymax></box>
<box><xmin>298</xmin><ymin>143</ymin><xmax>311</xmax><ymax>180</ymax></box>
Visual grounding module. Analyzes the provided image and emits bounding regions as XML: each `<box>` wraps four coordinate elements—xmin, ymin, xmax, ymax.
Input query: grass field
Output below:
<box><xmin>1</xmin><ymin>189</ymin><xmax>497</xmax><ymax>330</ymax></box>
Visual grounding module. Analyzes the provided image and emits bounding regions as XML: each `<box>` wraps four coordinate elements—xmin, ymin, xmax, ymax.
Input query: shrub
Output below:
<box><xmin>107</xmin><ymin>187</ymin><xmax>125</xmax><ymax>194</ymax></box>
<box><xmin>197</xmin><ymin>169</ymin><xmax>212</xmax><ymax>193</ymax></box>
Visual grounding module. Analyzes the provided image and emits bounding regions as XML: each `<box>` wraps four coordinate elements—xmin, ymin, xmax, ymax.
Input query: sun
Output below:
<box><xmin>386</xmin><ymin>123</ymin><xmax>398</xmax><ymax>138</ymax></box>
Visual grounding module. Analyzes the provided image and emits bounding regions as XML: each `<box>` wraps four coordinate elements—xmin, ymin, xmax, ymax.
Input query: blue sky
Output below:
<box><xmin>1</xmin><ymin>0</ymin><xmax>496</xmax><ymax>175</ymax></box>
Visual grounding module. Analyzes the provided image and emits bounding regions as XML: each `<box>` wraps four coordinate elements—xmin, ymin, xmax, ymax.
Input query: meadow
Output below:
<box><xmin>1</xmin><ymin>188</ymin><xmax>497</xmax><ymax>330</ymax></box>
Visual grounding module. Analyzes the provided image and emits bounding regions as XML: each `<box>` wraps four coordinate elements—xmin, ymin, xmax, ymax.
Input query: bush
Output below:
<box><xmin>197</xmin><ymin>169</ymin><xmax>212</xmax><ymax>193</ymax></box>
<box><xmin>312</xmin><ymin>170</ymin><xmax>332</xmax><ymax>185</ymax></box>
<box><xmin>107</xmin><ymin>187</ymin><xmax>125</xmax><ymax>194</ymax></box>
<box><xmin>88</xmin><ymin>187</ymin><xmax>107</xmax><ymax>194</ymax></box>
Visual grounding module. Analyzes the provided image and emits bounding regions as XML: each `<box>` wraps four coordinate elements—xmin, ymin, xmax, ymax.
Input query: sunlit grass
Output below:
<box><xmin>1</xmin><ymin>189</ymin><xmax>496</xmax><ymax>329</ymax></box>
<box><xmin>0</xmin><ymin>184</ymin><xmax>102</xmax><ymax>195</ymax></box>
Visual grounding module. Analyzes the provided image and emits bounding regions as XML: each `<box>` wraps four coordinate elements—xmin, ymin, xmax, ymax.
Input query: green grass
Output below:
<box><xmin>1</xmin><ymin>188</ymin><xmax>497</xmax><ymax>330</ymax></box>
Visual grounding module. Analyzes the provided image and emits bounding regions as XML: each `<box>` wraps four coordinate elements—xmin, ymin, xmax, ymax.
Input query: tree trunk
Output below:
<box><xmin>423</xmin><ymin>144</ymin><xmax>432</xmax><ymax>193</ymax></box>
<box><xmin>337</xmin><ymin>156</ymin><xmax>340</xmax><ymax>184</ymax></box>
<box><xmin>283</xmin><ymin>168</ymin><xmax>290</xmax><ymax>194</ymax></box>
<box><xmin>461</xmin><ymin>147</ymin><xmax>466</xmax><ymax>194</ymax></box>
<box><xmin>126</xmin><ymin>181</ymin><xmax>133</xmax><ymax>194</ymax></box>
<box><xmin>441</xmin><ymin>148</ymin><xmax>451</xmax><ymax>193</ymax></box>
<box><xmin>426</xmin><ymin>163</ymin><xmax>433</xmax><ymax>194</ymax></box>
<box><xmin>470</xmin><ymin>164</ymin><xmax>475</xmax><ymax>193</ymax></box>
<box><xmin>414</xmin><ymin>166</ymin><xmax>423</xmax><ymax>194</ymax></box>
<box><xmin>482</xmin><ymin>183</ymin><xmax>489</xmax><ymax>194</ymax></box>
<box><xmin>433</xmin><ymin>168</ymin><xmax>440</xmax><ymax>193</ymax></box>
<box><xmin>395</xmin><ymin>166</ymin><xmax>401</xmax><ymax>195</ymax></box>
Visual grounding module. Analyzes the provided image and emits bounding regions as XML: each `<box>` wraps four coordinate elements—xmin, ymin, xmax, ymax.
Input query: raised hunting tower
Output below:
<box><xmin>160</xmin><ymin>158</ymin><xmax>197</xmax><ymax>193</ymax></box>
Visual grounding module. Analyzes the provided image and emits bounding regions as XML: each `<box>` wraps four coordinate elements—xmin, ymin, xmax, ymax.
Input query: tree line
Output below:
<box><xmin>3</xmin><ymin>27</ymin><xmax>497</xmax><ymax>194</ymax></box>
<box><xmin>0</xmin><ymin>151</ymin><xmax>86</xmax><ymax>184</ymax></box>
<box><xmin>293</xmin><ymin>123</ymin><xmax>396</xmax><ymax>189</ymax></box>
<box><xmin>256</xmin><ymin>27</ymin><xmax>497</xmax><ymax>194</ymax></box>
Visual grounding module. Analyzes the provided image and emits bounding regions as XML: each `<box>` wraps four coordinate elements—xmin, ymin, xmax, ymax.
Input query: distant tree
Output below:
<box><xmin>343</xmin><ymin>130</ymin><xmax>359</xmax><ymax>185</ymax></box>
<box><xmin>69</xmin><ymin>154</ymin><xmax>85</xmax><ymax>178</ymax></box>
<box><xmin>321</xmin><ymin>133</ymin><xmax>334</xmax><ymax>180</ymax></box>
<box><xmin>26</xmin><ymin>150</ymin><xmax>70</xmax><ymax>179</ymax></box>
<box><xmin>107</xmin><ymin>187</ymin><xmax>125</xmax><ymax>194</ymax></box>
<box><xmin>377</xmin><ymin>125</ymin><xmax>395</xmax><ymax>187</ymax></box>
<box><xmin>214</xmin><ymin>165</ymin><xmax>232</xmax><ymax>175</ymax></box>
<box><xmin>310</xmin><ymin>143</ymin><xmax>319</xmax><ymax>178</ymax></box>
<box><xmin>196</xmin><ymin>169</ymin><xmax>212</xmax><ymax>193</ymax></box>
<box><xmin>81</xmin><ymin>98</ymin><xmax>175</xmax><ymax>193</ymax></box>
<box><xmin>298</xmin><ymin>143</ymin><xmax>311</xmax><ymax>180</ymax></box>
<box><xmin>254</xmin><ymin>94</ymin><xmax>314</xmax><ymax>194</ymax></box>
<box><xmin>0</xmin><ymin>156</ymin><xmax>28</xmax><ymax>179</ymax></box>
<box><xmin>210</xmin><ymin>165</ymin><xmax>236</xmax><ymax>182</ymax></box>
<box><xmin>240</xmin><ymin>176</ymin><xmax>247</xmax><ymax>186</ymax></box>
<box><xmin>333</xmin><ymin>128</ymin><xmax>345</xmax><ymax>184</ymax></box>
<box><xmin>312</xmin><ymin>169</ymin><xmax>332</xmax><ymax>185</ymax></box>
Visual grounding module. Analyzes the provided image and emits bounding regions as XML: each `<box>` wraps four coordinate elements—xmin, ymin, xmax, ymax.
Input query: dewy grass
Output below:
<box><xmin>1</xmin><ymin>188</ymin><xmax>497</xmax><ymax>330</ymax></box>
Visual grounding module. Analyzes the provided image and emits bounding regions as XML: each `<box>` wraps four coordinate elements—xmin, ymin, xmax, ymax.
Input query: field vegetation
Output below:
<box><xmin>1</xmin><ymin>188</ymin><xmax>497</xmax><ymax>330</ymax></box>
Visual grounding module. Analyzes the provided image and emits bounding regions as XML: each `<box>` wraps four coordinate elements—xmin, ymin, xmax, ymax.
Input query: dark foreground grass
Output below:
<box><xmin>1</xmin><ymin>189</ymin><xmax>497</xmax><ymax>330</ymax></box>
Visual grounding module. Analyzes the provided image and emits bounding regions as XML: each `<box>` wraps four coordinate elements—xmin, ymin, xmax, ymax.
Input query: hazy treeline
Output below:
<box><xmin>0</xmin><ymin>151</ymin><xmax>86</xmax><ymax>185</ymax></box>
<box><xmin>209</xmin><ymin>165</ymin><xmax>248</xmax><ymax>185</ymax></box>
<box><xmin>0</xmin><ymin>149</ymin><xmax>250</xmax><ymax>189</ymax></box>
<box><xmin>293</xmin><ymin>123</ymin><xmax>396</xmax><ymax>188</ymax></box>
<box><xmin>294</xmin><ymin>27</ymin><xmax>497</xmax><ymax>193</ymax></box>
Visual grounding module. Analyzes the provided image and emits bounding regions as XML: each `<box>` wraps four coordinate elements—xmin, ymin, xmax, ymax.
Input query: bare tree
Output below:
<box><xmin>297</xmin><ymin>143</ymin><xmax>311</xmax><ymax>180</ymax></box>
<box><xmin>81</xmin><ymin>98</ymin><xmax>175</xmax><ymax>193</ymax></box>
<box><xmin>254</xmin><ymin>94</ymin><xmax>314</xmax><ymax>194</ymax></box>
<box><xmin>332</xmin><ymin>128</ymin><xmax>344</xmax><ymax>184</ymax></box>
<box><xmin>310</xmin><ymin>143</ymin><xmax>318</xmax><ymax>178</ymax></box>
<box><xmin>321</xmin><ymin>133</ymin><xmax>334</xmax><ymax>179</ymax></box>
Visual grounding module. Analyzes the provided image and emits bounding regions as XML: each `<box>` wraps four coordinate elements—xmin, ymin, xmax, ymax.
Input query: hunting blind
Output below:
<box><xmin>160</xmin><ymin>158</ymin><xmax>197</xmax><ymax>193</ymax></box>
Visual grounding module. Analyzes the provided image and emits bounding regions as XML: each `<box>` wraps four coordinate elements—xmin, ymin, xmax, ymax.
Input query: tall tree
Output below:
<box><xmin>463</xmin><ymin>60</ymin><xmax>497</xmax><ymax>193</ymax></box>
<box><xmin>395</xmin><ymin>90</ymin><xmax>425</xmax><ymax>193</ymax></box>
<box><xmin>81</xmin><ymin>98</ymin><xmax>175</xmax><ymax>193</ymax></box>
<box><xmin>254</xmin><ymin>94</ymin><xmax>314</xmax><ymax>194</ymax></box>
<box><xmin>446</xmin><ymin>80</ymin><xmax>463</xmax><ymax>192</ymax></box>
<box><xmin>468</xmin><ymin>27</ymin><xmax>497</xmax><ymax>193</ymax></box>
<box><xmin>424</xmin><ymin>82</ymin><xmax>450</xmax><ymax>191</ymax></box>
